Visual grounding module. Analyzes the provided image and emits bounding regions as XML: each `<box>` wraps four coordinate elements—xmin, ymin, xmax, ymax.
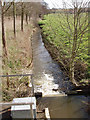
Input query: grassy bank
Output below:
<box><xmin>2</xmin><ymin>17</ymin><xmax>35</xmax><ymax>101</ymax></box>
<box><xmin>39</xmin><ymin>13</ymin><xmax>89</xmax><ymax>84</ymax></box>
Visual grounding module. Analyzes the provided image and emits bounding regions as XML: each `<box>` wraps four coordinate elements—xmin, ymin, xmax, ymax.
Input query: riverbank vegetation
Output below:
<box><xmin>2</xmin><ymin>17</ymin><xmax>34</xmax><ymax>101</ymax></box>
<box><xmin>39</xmin><ymin>2</ymin><xmax>89</xmax><ymax>86</ymax></box>
<box><xmin>0</xmin><ymin>1</ymin><xmax>48</xmax><ymax>101</ymax></box>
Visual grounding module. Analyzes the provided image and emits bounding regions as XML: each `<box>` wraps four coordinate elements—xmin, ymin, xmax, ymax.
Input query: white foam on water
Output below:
<box><xmin>34</xmin><ymin>73</ymin><xmax>66</xmax><ymax>96</ymax></box>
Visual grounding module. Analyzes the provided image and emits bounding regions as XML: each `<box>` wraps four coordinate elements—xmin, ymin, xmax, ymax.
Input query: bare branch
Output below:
<box><xmin>3</xmin><ymin>2</ymin><xmax>13</xmax><ymax>14</ymax></box>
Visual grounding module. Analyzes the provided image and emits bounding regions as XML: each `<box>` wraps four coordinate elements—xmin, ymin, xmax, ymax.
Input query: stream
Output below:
<box><xmin>32</xmin><ymin>30</ymin><xmax>89</xmax><ymax>118</ymax></box>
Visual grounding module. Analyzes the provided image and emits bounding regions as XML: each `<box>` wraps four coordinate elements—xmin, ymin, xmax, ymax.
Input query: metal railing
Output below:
<box><xmin>0</xmin><ymin>74</ymin><xmax>33</xmax><ymax>78</ymax></box>
<box><xmin>0</xmin><ymin>73</ymin><xmax>35</xmax><ymax>119</ymax></box>
<box><xmin>0</xmin><ymin>73</ymin><xmax>34</xmax><ymax>96</ymax></box>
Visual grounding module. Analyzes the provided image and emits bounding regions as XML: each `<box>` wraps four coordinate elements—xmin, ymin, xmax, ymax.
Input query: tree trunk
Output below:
<box><xmin>13</xmin><ymin>2</ymin><xmax>16</xmax><ymax>36</ymax></box>
<box><xmin>70</xmin><ymin>59</ymin><xmax>79</xmax><ymax>86</ymax></box>
<box><xmin>26</xmin><ymin>13</ymin><xmax>28</xmax><ymax>24</ymax></box>
<box><xmin>1</xmin><ymin>4</ymin><xmax>7</xmax><ymax>56</ymax></box>
<box><xmin>70</xmin><ymin>60</ymin><xmax>75</xmax><ymax>83</ymax></box>
<box><xmin>69</xmin><ymin>7</ymin><xmax>79</xmax><ymax>86</ymax></box>
<box><xmin>6</xmin><ymin>72</ymin><xmax>9</xmax><ymax>90</ymax></box>
<box><xmin>21</xmin><ymin>2</ymin><xmax>24</xmax><ymax>31</ymax></box>
<box><xmin>29</xmin><ymin>15</ymin><xmax>31</xmax><ymax>21</ymax></box>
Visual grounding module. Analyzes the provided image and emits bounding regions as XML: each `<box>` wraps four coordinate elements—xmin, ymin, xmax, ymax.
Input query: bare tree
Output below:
<box><xmin>1</xmin><ymin>2</ymin><xmax>13</xmax><ymax>56</ymax></box>
<box><xmin>60</xmin><ymin>1</ymin><xmax>89</xmax><ymax>85</ymax></box>
<box><xmin>13</xmin><ymin>1</ymin><xmax>16</xmax><ymax>36</ymax></box>
<box><xmin>21</xmin><ymin>2</ymin><xmax>24</xmax><ymax>31</ymax></box>
<box><xmin>68</xmin><ymin>1</ymin><xmax>89</xmax><ymax>85</ymax></box>
<box><xmin>43</xmin><ymin>0</ymin><xmax>89</xmax><ymax>85</ymax></box>
<box><xmin>1</xmin><ymin>2</ymin><xmax>7</xmax><ymax>56</ymax></box>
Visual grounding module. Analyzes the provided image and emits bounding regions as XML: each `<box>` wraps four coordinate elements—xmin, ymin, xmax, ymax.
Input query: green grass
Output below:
<box><xmin>39</xmin><ymin>13</ymin><xmax>89</xmax><ymax>81</ymax></box>
<box><xmin>39</xmin><ymin>13</ymin><xmax>89</xmax><ymax>65</ymax></box>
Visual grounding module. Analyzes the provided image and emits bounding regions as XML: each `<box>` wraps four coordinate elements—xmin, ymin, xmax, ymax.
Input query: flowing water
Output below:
<box><xmin>32</xmin><ymin>30</ymin><xmax>89</xmax><ymax>118</ymax></box>
<box><xmin>32</xmin><ymin>31</ymin><xmax>69</xmax><ymax>96</ymax></box>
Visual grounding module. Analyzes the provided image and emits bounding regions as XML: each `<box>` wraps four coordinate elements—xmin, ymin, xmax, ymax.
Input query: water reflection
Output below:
<box><xmin>37</xmin><ymin>96</ymin><xmax>89</xmax><ymax>118</ymax></box>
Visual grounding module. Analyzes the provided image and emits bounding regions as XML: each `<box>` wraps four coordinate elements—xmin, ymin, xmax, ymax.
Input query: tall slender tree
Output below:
<box><xmin>21</xmin><ymin>2</ymin><xmax>24</xmax><ymax>31</ymax></box>
<box><xmin>13</xmin><ymin>1</ymin><xmax>16</xmax><ymax>36</ymax></box>
<box><xmin>1</xmin><ymin>2</ymin><xmax>7</xmax><ymax>56</ymax></box>
<box><xmin>1</xmin><ymin>2</ymin><xmax>13</xmax><ymax>56</ymax></box>
<box><xmin>43</xmin><ymin>0</ymin><xmax>89</xmax><ymax>85</ymax></box>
